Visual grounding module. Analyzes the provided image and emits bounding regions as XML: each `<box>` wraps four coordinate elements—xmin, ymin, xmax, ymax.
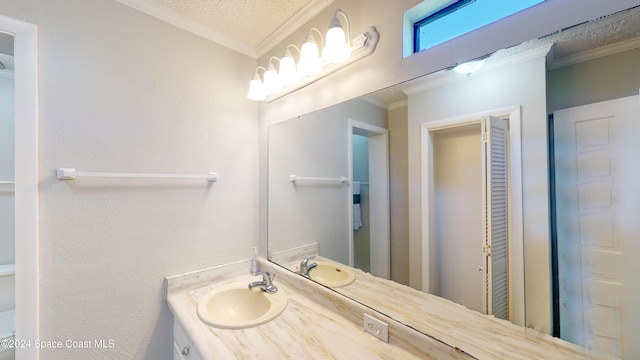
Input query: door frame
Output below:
<box><xmin>420</xmin><ymin>105</ymin><xmax>524</xmax><ymax>325</ymax></box>
<box><xmin>348</xmin><ymin>119</ymin><xmax>390</xmax><ymax>279</ymax></box>
<box><xmin>0</xmin><ymin>14</ymin><xmax>39</xmax><ymax>359</ymax></box>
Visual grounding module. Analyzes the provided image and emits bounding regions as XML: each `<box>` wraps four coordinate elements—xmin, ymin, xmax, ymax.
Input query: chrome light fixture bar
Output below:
<box><xmin>246</xmin><ymin>9</ymin><xmax>379</xmax><ymax>102</ymax></box>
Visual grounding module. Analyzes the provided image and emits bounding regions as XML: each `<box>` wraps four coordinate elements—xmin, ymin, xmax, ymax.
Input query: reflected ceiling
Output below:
<box><xmin>365</xmin><ymin>6</ymin><xmax>640</xmax><ymax>108</ymax></box>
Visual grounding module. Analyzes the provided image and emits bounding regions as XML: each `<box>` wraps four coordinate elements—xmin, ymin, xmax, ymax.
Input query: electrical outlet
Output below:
<box><xmin>363</xmin><ymin>313</ymin><xmax>389</xmax><ymax>342</ymax></box>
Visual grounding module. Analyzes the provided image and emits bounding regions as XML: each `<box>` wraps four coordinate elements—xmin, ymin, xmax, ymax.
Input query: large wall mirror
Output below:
<box><xmin>268</xmin><ymin>7</ymin><xmax>640</xmax><ymax>359</ymax></box>
<box><xmin>0</xmin><ymin>31</ymin><xmax>15</xmax><ymax>360</ymax></box>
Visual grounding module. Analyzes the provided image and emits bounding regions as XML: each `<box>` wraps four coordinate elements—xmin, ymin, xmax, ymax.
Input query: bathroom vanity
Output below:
<box><xmin>167</xmin><ymin>257</ymin><xmax>610</xmax><ymax>360</ymax></box>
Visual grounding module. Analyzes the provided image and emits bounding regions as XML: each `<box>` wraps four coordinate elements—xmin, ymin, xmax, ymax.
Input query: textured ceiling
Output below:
<box><xmin>512</xmin><ymin>5</ymin><xmax>640</xmax><ymax>61</ymax></box>
<box><xmin>150</xmin><ymin>0</ymin><xmax>313</xmax><ymax>48</ymax></box>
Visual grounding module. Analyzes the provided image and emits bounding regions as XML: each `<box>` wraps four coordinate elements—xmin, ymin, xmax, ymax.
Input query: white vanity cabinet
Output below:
<box><xmin>173</xmin><ymin>320</ymin><xmax>204</xmax><ymax>360</ymax></box>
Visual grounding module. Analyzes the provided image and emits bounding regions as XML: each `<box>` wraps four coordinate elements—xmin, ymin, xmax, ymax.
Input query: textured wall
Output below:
<box><xmin>0</xmin><ymin>0</ymin><xmax>257</xmax><ymax>359</ymax></box>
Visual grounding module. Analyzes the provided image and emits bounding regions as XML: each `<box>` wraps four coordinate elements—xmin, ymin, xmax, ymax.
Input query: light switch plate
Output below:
<box><xmin>363</xmin><ymin>313</ymin><xmax>389</xmax><ymax>342</ymax></box>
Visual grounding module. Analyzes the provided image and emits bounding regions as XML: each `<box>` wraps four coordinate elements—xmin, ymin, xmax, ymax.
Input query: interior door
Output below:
<box><xmin>482</xmin><ymin>116</ymin><xmax>509</xmax><ymax>320</ymax></box>
<box><xmin>432</xmin><ymin>124</ymin><xmax>485</xmax><ymax>313</ymax></box>
<box><xmin>554</xmin><ymin>95</ymin><xmax>640</xmax><ymax>359</ymax></box>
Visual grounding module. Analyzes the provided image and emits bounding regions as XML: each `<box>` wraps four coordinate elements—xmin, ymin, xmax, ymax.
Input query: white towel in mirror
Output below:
<box><xmin>353</xmin><ymin>181</ymin><xmax>362</xmax><ymax>230</ymax></box>
<box><xmin>353</xmin><ymin>204</ymin><xmax>362</xmax><ymax>230</ymax></box>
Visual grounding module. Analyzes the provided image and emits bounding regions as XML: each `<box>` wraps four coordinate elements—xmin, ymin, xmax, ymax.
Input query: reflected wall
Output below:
<box><xmin>268</xmin><ymin>98</ymin><xmax>386</xmax><ymax>263</ymax></box>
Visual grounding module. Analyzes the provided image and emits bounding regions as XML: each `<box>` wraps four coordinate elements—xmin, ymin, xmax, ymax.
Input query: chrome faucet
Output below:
<box><xmin>248</xmin><ymin>271</ymin><xmax>278</xmax><ymax>293</ymax></box>
<box><xmin>297</xmin><ymin>256</ymin><xmax>318</xmax><ymax>278</ymax></box>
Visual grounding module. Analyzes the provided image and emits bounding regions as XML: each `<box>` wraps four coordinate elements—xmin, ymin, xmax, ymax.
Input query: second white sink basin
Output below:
<box><xmin>308</xmin><ymin>261</ymin><xmax>355</xmax><ymax>288</ymax></box>
<box><xmin>197</xmin><ymin>283</ymin><xmax>287</xmax><ymax>329</ymax></box>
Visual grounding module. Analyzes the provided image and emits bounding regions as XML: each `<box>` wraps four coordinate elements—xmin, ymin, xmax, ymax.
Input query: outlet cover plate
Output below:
<box><xmin>363</xmin><ymin>313</ymin><xmax>389</xmax><ymax>342</ymax></box>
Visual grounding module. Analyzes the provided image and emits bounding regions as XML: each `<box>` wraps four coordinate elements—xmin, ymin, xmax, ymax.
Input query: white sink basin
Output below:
<box><xmin>196</xmin><ymin>283</ymin><xmax>287</xmax><ymax>329</ymax></box>
<box><xmin>308</xmin><ymin>261</ymin><xmax>355</xmax><ymax>288</ymax></box>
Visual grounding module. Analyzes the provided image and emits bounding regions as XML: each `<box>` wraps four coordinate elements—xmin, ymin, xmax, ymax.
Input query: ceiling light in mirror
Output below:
<box><xmin>453</xmin><ymin>58</ymin><xmax>486</xmax><ymax>75</ymax></box>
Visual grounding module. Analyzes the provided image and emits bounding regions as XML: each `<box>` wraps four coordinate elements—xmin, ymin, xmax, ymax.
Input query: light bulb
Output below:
<box><xmin>323</xmin><ymin>16</ymin><xmax>350</xmax><ymax>64</ymax></box>
<box><xmin>279</xmin><ymin>49</ymin><xmax>299</xmax><ymax>86</ymax></box>
<box><xmin>297</xmin><ymin>33</ymin><xmax>322</xmax><ymax>76</ymax></box>
<box><xmin>263</xmin><ymin>62</ymin><xmax>282</xmax><ymax>95</ymax></box>
<box><xmin>246</xmin><ymin>72</ymin><xmax>266</xmax><ymax>101</ymax></box>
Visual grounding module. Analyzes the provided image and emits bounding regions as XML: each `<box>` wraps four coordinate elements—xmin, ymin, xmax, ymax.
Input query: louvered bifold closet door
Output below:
<box><xmin>482</xmin><ymin>116</ymin><xmax>509</xmax><ymax>320</ymax></box>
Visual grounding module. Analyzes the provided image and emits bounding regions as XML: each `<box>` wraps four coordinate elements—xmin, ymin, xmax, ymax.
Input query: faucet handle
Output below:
<box><xmin>265</xmin><ymin>271</ymin><xmax>275</xmax><ymax>283</ymax></box>
<box><xmin>261</xmin><ymin>271</ymin><xmax>278</xmax><ymax>293</ymax></box>
<box><xmin>301</xmin><ymin>256</ymin><xmax>316</xmax><ymax>267</ymax></box>
<box><xmin>254</xmin><ymin>270</ymin><xmax>274</xmax><ymax>283</ymax></box>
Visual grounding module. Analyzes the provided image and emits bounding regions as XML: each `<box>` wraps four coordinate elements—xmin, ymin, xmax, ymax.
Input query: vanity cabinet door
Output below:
<box><xmin>173</xmin><ymin>319</ymin><xmax>204</xmax><ymax>360</ymax></box>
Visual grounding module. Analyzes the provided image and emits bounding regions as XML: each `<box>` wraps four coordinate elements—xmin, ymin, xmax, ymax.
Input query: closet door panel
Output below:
<box><xmin>483</xmin><ymin>116</ymin><xmax>509</xmax><ymax>320</ymax></box>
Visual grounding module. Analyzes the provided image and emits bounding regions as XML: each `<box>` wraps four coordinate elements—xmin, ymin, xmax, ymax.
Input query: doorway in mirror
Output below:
<box><xmin>421</xmin><ymin>106</ymin><xmax>524</xmax><ymax>324</ymax></box>
<box><xmin>348</xmin><ymin>120</ymin><xmax>390</xmax><ymax>279</ymax></box>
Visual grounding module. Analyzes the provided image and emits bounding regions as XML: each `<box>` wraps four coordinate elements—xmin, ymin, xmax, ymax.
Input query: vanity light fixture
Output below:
<box><xmin>323</xmin><ymin>9</ymin><xmax>351</xmax><ymax>64</ymax></box>
<box><xmin>263</xmin><ymin>57</ymin><xmax>283</xmax><ymax>95</ymax></box>
<box><xmin>246</xmin><ymin>9</ymin><xmax>379</xmax><ymax>102</ymax></box>
<box><xmin>297</xmin><ymin>28</ymin><xmax>324</xmax><ymax>76</ymax></box>
<box><xmin>279</xmin><ymin>45</ymin><xmax>301</xmax><ymax>86</ymax></box>
<box><xmin>453</xmin><ymin>58</ymin><xmax>486</xmax><ymax>76</ymax></box>
<box><xmin>246</xmin><ymin>66</ymin><xmax>267</xmax><ymax>101</ymax></box>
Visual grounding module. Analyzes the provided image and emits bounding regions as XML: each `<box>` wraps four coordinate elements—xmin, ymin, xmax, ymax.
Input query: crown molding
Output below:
<box><xmin>116</xmin><ymin>0</ymin><xmax>336</xmax><ymax>59</ymax></box>
<box><xmin>115</xmin><ymin>0</ymin><xmax>257</xmax><ymax>58</ymax></box>
<box><xmin>404</xmin><ymin>44</ymin><xmax>553</xmax><ymax>96</ymax></box>
<box><xmin>549</xmin><ymin>37</ymin><xmax>640</xmax><ymax>70</ymax></box>
<box><xmin>256</xmin><ymin>0</ymin><xmax>335</xmax><ymax>58</ymax></box>
<box><xmin>389</xmin><ymin>99</ymin><xmax>408</xmax><ymax>111</ymax></box>
<box><xmin>359</xmin><ymin>95</ymin><xmax>388</xmax><ymax>110</ymax></box>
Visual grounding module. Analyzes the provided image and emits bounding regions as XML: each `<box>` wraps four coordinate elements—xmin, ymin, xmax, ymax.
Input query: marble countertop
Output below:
<box><xmin>166</xmin><ymin>259</ymin><xmax>471</xmax><ymax>359</ymax></box>
<box><xmin>283</xmin><ymin>257</ymin><xmax>617</xmax><ymax>360</ymax></box>
<box><xmin>168</xmin><ymin>256</ymin><xmax>617</xmax><ymax>360</ymax></box>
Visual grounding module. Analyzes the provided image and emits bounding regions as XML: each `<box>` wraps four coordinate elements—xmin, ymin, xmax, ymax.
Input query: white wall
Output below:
<box><xmin>268</xmin><ymin>98</ymin><xmax>385</xmax><ymax>264</ymax></box>
<box><xmin>407</xmin><ymin>54</ymin><xmax>550</xmax><ymax>331</ymax></box>
<box><xmin>268</xmin><ymin>107</ymin><xmax>349</xmax><ymax>263</ymax></box>
<box><xmin>0</xmin><ymin>1</ymin><xmax>258</xmax><ymax>359</ymax></box>
<box><xmin>548</xmin><ymin>47</ymin><xmax>640</xmax><ymax>113</ymax></box>
<box><xmin>388</xmin><ymin>105</ymin><xmax>410</xmax><ymax>286</ymax></box>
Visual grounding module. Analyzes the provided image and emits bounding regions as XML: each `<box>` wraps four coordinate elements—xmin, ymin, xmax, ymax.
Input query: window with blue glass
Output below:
<box><xmin>414</xmin><ymin>0</ymin><xmax>544</xmax><ymax>53</ymax></box>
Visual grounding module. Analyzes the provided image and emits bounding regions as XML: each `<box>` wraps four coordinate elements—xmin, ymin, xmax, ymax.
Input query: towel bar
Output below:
<box><xmin>289</xmin><ymin>175</ymin><xmax>349</xmax><ymax>183</ymax></box>
<box><xmin>56</xmin><ymin>168</ymin><xmax>219</xmax><ymax>182</ymax></box>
